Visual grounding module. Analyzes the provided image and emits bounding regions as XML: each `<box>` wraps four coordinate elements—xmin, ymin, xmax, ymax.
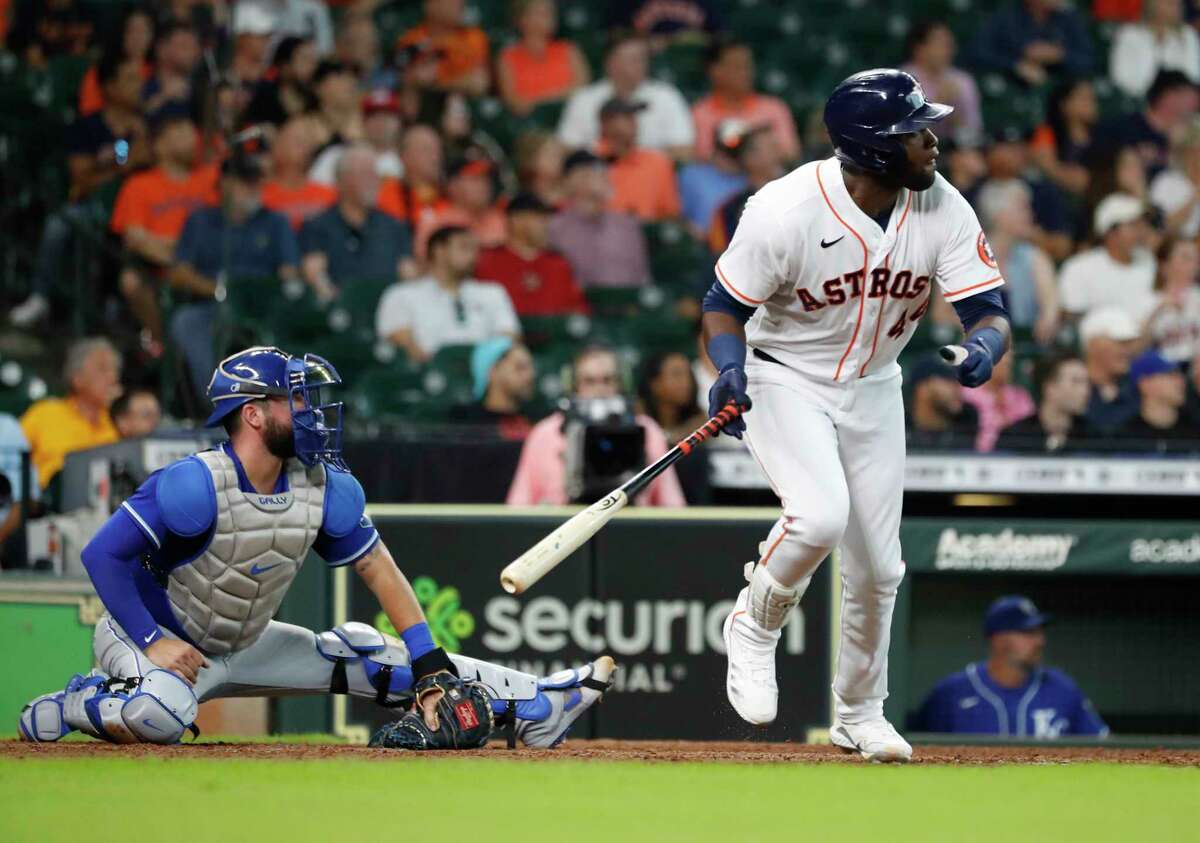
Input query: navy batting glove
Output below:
<box><xmin>708</xmin><ymin>366</ymin><xmax>752</xmax><ymax>439</ymax></box>
<box><xmin>946</xmin><ymin>327</ymin><xmax>1005</xmax><ymax>388</ymax></box>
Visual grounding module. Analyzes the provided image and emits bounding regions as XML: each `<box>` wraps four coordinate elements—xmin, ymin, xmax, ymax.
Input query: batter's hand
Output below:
<box><xmin>145</xmin><ymin>638</ymin><xmax>210</xmax><ymax>685</ymax></box>
<box><xmin>940</xmin><ymin>340</ymin><xmax>993</xmax><ymax>388</ymax></box>
<box><xmin>708</xmin><ymin>366</ymin><xmax>752</xmax><ymax>439</ymax></box>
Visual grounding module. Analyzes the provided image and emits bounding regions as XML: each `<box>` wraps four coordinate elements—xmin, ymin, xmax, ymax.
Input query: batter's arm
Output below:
<box><xmin>701</xmin><ymin>283</ymin><xmax>756</xmax><ymax>438</ymax></box>
<box><xmin>942</xmin><ymin>290</ymin><xmax>1012</xmax><ymax>387</ymax></box>
<box><xmin>701</xmin><ymin>311</ymin><xmax>746</xmax><ymax>350</ymax></box>
<box><xmin>966</xmin><ymin>314</ymin><xmax>1012</xmax><ymax>354</ymax></box>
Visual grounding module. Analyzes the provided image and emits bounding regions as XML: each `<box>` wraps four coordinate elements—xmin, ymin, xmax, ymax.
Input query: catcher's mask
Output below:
<box><xmin>205</xmin><ymin>346</ymin><xmax>349</xmax><ymax>471</ymax></box>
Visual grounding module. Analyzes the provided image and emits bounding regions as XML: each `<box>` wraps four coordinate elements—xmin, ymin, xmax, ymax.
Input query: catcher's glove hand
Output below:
<box><xmin>369</xmin><ymin>672</ymin><xmax>494</xmax><ymax>750</ymax></box>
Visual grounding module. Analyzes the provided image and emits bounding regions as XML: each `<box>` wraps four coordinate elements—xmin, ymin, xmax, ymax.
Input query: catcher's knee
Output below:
<box><xmin>316</xmin><ymin>622</ymin><xmax>413</xmax><ymax>705</ymax></box>
<box><xmin>63</xmin><ymin>670</ymin><xmax>198</xmax><ymax>744</ymax></box>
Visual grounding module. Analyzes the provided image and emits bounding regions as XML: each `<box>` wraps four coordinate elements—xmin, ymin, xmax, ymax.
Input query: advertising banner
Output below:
<box><xmin>902</xmin><ymin>519</ymin><xmax>1200</xmax><ymax>575</ymax></box>
<box><xmin>339</xmin><ymin>509</ymin><xmax>832</xmax><ymax>741</ymax></box>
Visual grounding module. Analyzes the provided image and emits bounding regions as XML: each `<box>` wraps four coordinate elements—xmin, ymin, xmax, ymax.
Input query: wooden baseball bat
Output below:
<box><xmin>499</xmin><ymin>403</ymin><xmax>744</xmax><ymax>595</ymax></box>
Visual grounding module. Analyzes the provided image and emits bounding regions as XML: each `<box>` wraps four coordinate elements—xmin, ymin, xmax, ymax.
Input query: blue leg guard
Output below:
<box><xmin>512</xmin><ymin>657</ymin><xmax>617</xmax><ymax>749</ymax></box>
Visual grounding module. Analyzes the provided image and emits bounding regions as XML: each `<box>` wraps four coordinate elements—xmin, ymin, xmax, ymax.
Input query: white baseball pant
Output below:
<box><xmin>94</xmin><ymin>614</ymin><xmax>384</xmax><ymax>703</ymax></box>
<box><xmin>742</xmin><ymin>355</ymin><xmax>906</xmax><ymax>722</ymax></box>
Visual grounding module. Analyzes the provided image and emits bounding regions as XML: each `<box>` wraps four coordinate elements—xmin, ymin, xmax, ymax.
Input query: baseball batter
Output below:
<box><xmin>19</xmin><ymin>346</ymin><xmax>613</xmax><ymax>749</ymax></box>
<box><xmin>702</xmin><ymin>69</ymin><xmax>1010</xmax><ymax>762</ymax></box>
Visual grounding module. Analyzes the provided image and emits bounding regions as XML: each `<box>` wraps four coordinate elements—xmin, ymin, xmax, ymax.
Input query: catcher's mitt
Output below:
<box><xmin>369</xmin><ymin>672</ymin><xmax>494</xmax><ymax>750</ymax></box>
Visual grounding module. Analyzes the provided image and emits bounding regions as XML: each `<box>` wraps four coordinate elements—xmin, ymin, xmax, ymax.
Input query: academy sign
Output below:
<box><xmin>934</xmin><ymin>528</ymin><xmax>1077</xmax><ymax>571</ymax></box>
<box><xmin>1130</xmin><ymin>535</ymin><xmax>1200</xmax><ymax>565</ymax></box>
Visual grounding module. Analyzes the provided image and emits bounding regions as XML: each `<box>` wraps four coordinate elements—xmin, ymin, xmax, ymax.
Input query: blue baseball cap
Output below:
<box><xmin>1129</xmin><ymin>349</ymin><xmax>1181</xmax><ymax>385</ymax></box>
<box><xmin>983</xmin><ymin>595</ymin><xmax>1051</xmax><ymax>636</ymax></box>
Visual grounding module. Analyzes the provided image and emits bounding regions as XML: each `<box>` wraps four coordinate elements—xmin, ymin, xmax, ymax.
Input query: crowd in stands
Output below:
<box><xmin>5</xmin><ymin>0</ymin><xmax>1200</xmax><ymax>516</ymax></box>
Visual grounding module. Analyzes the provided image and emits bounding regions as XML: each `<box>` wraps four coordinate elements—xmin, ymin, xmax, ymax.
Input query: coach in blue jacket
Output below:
<box><xmin>914</xmin><ymin>595</ymin><xmax>1108</xmax><ymax>738</ymax></box>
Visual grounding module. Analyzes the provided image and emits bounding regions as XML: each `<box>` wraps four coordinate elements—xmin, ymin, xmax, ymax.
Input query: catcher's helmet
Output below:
<box><xmin>823</xmin><ymin>68</ymin><xmax>953</xmax><ymax>175</ymax></box>
<box><xmin>206</xmin><ymin>345</ymin><xmax>348</xmax><ymax>470</ymax></box>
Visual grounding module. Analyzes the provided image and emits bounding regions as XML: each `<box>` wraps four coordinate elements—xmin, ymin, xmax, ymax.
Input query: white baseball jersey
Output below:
<box><xmin>715</xmin><ymin>157</ymin><xmax>1005</xmax><ymax>382</ymax></box>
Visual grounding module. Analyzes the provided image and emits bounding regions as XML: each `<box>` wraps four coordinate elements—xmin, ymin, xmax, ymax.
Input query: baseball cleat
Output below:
<box><xmin>514</xmin><ymin>655</ymin><xmax>616</xmax><ymax>748</ymax></box>
<box><xmin>723</xmin><ymin>587</ymin><xmax>782</xmax><ymax>725</ymax></box>
<box><xmin>830</xmin><ymin>718</ymin><xmax>912</xmax><ymax>763</ymax></box>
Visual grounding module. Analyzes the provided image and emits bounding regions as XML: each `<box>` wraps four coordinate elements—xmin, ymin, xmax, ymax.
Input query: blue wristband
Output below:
<box><xmin>399</xmin><ymin>621</ymin><xmax>437</xmax><ymax>660</ymax></box>
<box><xmin>707</xmin><ymin>332</ymin><xmax>746</xmax><ymax>373</ymax></box>
<box><xmin>969</xmin><ymin>326</ymin><xmax>1006</xmax><ymax>362</ymax></box>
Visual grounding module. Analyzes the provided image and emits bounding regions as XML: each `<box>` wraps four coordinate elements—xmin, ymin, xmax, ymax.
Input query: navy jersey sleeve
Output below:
<box><xmin>311</xmin><ymin>468</ymin><xmax>379</xmax><ymax>567</ymax></box>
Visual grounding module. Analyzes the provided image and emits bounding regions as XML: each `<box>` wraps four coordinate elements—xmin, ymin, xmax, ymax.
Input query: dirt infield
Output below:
<box><xmin>3</xmin><ymin>739</ymin><xmax>1198</xmax><ymax>765</ymax></box>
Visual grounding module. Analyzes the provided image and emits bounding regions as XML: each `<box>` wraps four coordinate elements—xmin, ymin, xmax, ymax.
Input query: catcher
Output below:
<box><xmin>19</xmin><ymin>346</ymin><xmax>614</xmax><ymax>750</ymax></box>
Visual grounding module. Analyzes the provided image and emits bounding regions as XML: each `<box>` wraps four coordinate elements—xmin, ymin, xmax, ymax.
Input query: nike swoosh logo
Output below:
<box><xmin>141</xmin><ymin>719</ymin><xmax>162</xmax><ymax>731</ymax></box>
<box><xmin>250</xmin><ymin>562</ymin><xmax>281</xmax><ymax>575</ymax></box>
<box><xmin>143</xmin><ymin>632</ymin><xmax>156</xmax><ymax>644</ymax></box>
<box><xmin>820</xmin><ymin>235</ymin><xmax>845</xmax><ymax>248</ymax></box>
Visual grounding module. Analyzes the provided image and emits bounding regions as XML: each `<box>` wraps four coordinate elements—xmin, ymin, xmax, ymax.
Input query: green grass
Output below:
<box><xmin>2</xmin><ymin>756</ymin><xmax>1196</xmax><ymax>842</ymax></box>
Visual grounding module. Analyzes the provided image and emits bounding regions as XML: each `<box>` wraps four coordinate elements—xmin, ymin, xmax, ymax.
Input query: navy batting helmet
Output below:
<box><xmin>824</xmin><ymin>68</ymin><xmax>953</xmax><ymax>175</ymax></box>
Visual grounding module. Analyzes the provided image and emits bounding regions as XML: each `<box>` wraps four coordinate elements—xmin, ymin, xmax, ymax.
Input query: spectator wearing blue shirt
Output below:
<box><xmin>677</xmin><ymin>120</ymin><xmax>754</xmax><ymax>240</ymax></box>
<box><xmin>970</xmin><ymin>0</ymin><xmax>1095</xmax><ymax>87</ymax></box>
<box><xmin>300</xmin><ymin>146</ymin><xmax>413</xmax><ymax>293</ymax></box>
<box><xmin>0</xmin><ymin>413</ymin><xmax>38</xmax><ymax>566</ymax></box>
<box><xmin>169</xmin><ymin>154</ymin><xmax>300</xmax><ymax>398</ymax></box>
<box><xmin>915</xmin><ymin>596</ymin><xmax>1108</xmax><ymax>738</ymax></box>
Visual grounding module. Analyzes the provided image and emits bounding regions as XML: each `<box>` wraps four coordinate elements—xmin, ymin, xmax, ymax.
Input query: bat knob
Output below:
<box><xmin>940</xmin><ymin>345</ymin><xmax>969</xmax><ymax>367</ymax></box>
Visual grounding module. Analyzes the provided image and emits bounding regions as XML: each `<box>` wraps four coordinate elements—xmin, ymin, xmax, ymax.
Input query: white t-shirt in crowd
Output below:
<box><xmin>1149</xmin><ymin>168</ymin><xmax>1200</xmax><ymax>239</ymax></box>
<box><xmin>557</xmin><ymin>79</ymin><xmax>694</xmax><ymax>152</ymax></box>
<box><xmin>1057</xmin><ymin>246</ymin><xmax>1156</xmax><ymax>318</ymax></box>
<box><xmin>309</xmin><ymin>145</ymin><xmax>403</xmax><ymax>186</ymax></box>
<box><xmin>1109</xmin><ymin>24</ymin><xmax>1200</xmax><ymax>98</ymax></box>
<box><xmin>375</xmin><ymin>277</ymin><xmax>520</xmax><ymax>356</ymax></box>
<box><xmin>1145</xmin><ymin>287</ymin><xmax>1200</xmax><ymax>363</ymax></box>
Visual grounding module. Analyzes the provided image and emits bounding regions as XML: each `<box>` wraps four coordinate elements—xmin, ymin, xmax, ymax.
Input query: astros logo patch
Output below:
<box><xmin>977</xmin><ymin>231</ymin><xmax>997</xmax><ymax>268</ymax></box>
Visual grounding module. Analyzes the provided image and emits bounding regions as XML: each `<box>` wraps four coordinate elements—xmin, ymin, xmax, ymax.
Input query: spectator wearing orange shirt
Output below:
<box><xmin>77</xmin><ymin>8</ymin><xmax>153</xmax><ymax>117</ymax></box>
<box><xmin>262</xmin><ymin>119</ymin><xmax>337</xmax><ymax>230</ymax></box>
<box><xmin>597</xmin><ymin>97</ymin><xmax>680</xmax><ymax>222</ymax></box>
<box><xmin>414</xmin><ymin>154</ymin><xmax>507</xmax><ymax>260</ymax></box>
<box><xmin>110</xmin><ymin>107</ymin><xmax>218</xmax><ymax>348</ymax></box>
<box><xmin>378</xmin><ymin>123</ymin><xmax>448</xmax><ymax>229</ymax></box>
<box><xmin>475</xmin><ymin>192</ymin><xmax>589</xmax><ymax>316</ymax></box>
<box><xmin>690</xmin><ymin>39</ymin><xmax>801</xmax><ymax>163</ymax></box>
<box><xmin>396</xmin><ymin>0</ymin><xmax>490</xmax><ymax>97</ymax></box>
<box><xmin>498</xmin><ymin>0</ymin><xmax>590</xmax><ymax>117</ymax></box>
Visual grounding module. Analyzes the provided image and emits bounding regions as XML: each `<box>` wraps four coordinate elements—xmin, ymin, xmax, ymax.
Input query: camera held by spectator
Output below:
<box><xmin>561</xmin><ymin>393</ymin><xmax>646</xmax><ymax>504</ymax></box>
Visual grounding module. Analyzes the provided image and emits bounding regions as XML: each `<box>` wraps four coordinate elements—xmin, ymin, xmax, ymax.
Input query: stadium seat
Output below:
<box><xmin>420</xmin><ymin>344</ymin><xmax>477</xmax><ymax>409</ymax></box>
<box><xmin>349</xmin><ymin>359</ymin><xmax>427</xmax><ymax>420</ymax></box>
<box><xmin>519</xmin><ymin>313</ymin><xmax>591</xmax><ymax>350</ymax></box>
<box><xmin>0</xmin><ymin>358</ymin><xmax>49</xmax><ymax>418</ymax></box>
<box><xmin>336</xmin><ymin>277</ymin><xmax>394</xmax><ymax>346</ymax></box>
<box><xmin>644</xmin><ymin>222</ymin><xmax>711</xmax><ymax>298</ymax></box>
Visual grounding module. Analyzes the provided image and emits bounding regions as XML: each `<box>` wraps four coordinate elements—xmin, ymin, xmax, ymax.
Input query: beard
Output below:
<box><xmin>263</xmin><ymin>414</ymin><xmax>296</xmax><ymax>460</ymax></box>
<box><xmin>901</xmin><ymin>166</ymin><xmax>937</xmax><ymax>191</ymax></box>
